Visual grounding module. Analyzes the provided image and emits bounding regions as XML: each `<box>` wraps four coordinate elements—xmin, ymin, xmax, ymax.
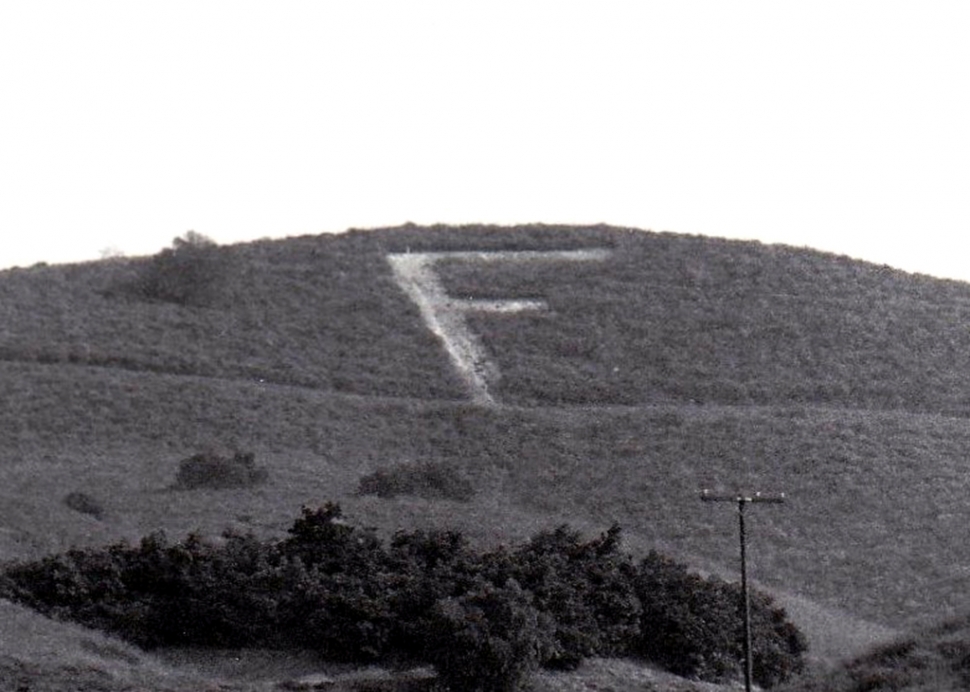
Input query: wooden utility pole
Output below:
<box><xmin>700</xmin><ymin>490</ymin><xmax>786</xmax><ymax>692</ymax></box>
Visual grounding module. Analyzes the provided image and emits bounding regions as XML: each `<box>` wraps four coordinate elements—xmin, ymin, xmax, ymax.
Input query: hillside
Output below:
<box><xmin>5</xmin><ymin>224</ymin><xmax>970</xmax><ymax>412</ymax></box>
<box><xmin>2</xmin><ymin>223</ymin><xmax>970</xmax><ymax>689</ymax></box>
<box><xmin>779</xmin><ymin>612</ymin><xmax>970</xmax><ymax>692</ymax></box>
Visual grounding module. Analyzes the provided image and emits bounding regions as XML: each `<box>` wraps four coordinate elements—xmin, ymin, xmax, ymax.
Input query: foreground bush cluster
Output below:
<box><xmin>0</xmin><ymin>504</ymin><xmax>806</xmax><ymax>690</ymax></box>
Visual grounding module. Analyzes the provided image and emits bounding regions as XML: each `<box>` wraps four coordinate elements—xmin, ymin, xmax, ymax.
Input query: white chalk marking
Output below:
<box><xmin>387</xmin><ymin>249</ymin><xmax>611</xmax><ymax>405</ymax></box>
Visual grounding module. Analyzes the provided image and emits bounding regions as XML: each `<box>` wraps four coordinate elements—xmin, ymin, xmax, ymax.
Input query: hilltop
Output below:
<box><xmin>6</xmin><ymin>223</ymin><xmax>970</xmax><ymax>412</ymax></box>
<box><xmin>2</xmin><ymin>223</ymin><xmax>969</xmax><ymax>689</ymax></box>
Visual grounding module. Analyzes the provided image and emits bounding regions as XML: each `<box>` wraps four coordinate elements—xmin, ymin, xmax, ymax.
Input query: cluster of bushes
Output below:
<box><xmin>0</xmin><ymin>504</ymin><xmax>806</xmax><ymax>691</ymax></box>
<box><xmin>173</xmin><ymin>450</ymin><xmax>269</xmax><ymax>490</ymax></box>
<box><xmin>356</xmin><ymin>460</ymin><xmax>475</xmax><ymax>501</ymax></box>
<box><xmin>126</xmin><ymin>231</ymin><xmax>231</xmax><ymax>307</ymax></box>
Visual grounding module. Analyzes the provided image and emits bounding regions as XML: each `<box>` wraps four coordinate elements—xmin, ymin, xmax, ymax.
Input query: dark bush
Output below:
<box><xmin>1</xmin><ymin>505</ymin><xmax>807</xmax><ymax>691</ymax></box>
<box><xmin>174</xmin><ymin>451</ymin><xmax>268</xmax><ymax>490</ymax></box>
<box><xmin>356</xmin><ymin>461</ymin><xmax>475</xmax><ymax>502</ymax></box>
<box><xmin>0</xmin><ymin>542</ymin><xmax>151</xmax><ymax>644</ymax></box>
<box><xmin>63</xmin><ymin>491</ymin><xmax>105</xmax><ymax>520</ymax></box>
<box><xmin>268</xmin><ymin>558</ymin><xmax>395</xmax><ymax>662</ymax></box>
<box><xmin>634</xmin><ymin>551</ymin><xmax>807</xmax><ymax>688</ymax></box>
<box><xmin>489</xmin><ymin>524</ymin><xmax>641</xmax><ymax>670</ymax></box>
<box><xmin>382</xmin><ymin>529</ymin><xmax>481</xmax><ymax>660</ymax></box>
<box><xmin>130</xmin><ymin>231</ymin><xmax>231</xmax><ymax>306</ymax></box>
<box><xmin>275</xmin><ymin>504</ymin><xmax>395</xmax><ymax>661</ymax></box>
<box><xmin>423</xmin><ymin>578</ymin><xmax>545</xmax><ymax>692</ymax></box>
<box><xmin>281</xmin><ymin>503</ymin><xmax>384</xmax><ymax>572</ymax></box>
<box><xmin>141</xmin><ymin>530</ymin><xmax>287</xmax><ymax>648</ymax></box>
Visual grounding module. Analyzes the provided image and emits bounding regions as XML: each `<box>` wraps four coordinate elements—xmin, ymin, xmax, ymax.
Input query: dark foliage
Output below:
<box><xmin>0</xmin><ymin>505</ymin><xmax>808</xmax><ymax>690</ymax></box>
<box><xmin>423</xmin><ymin>578</ymin><xmax>545</xmax><ymax>692</ymax></box>
<box><xmin>381</xmin><ymin>528</ymin><xmax>481</xmax><ymax>661</ymax></box>
<box><xmin>634</xmin><ymin>551</ymin><xmax>807</xmax><ymax>688</ymax></box>
<box><xmin>356</xmin><ymin>461</ymin><xmax>475</xmax><ymax>502</ymax></box>
<box><xmin>276</xmin><ymin>504</ymin><xmax>395</xmax><ymax>660</ymax></box>
<box><xmin>128</xmin><ymin>231</ymin><xmax>231</xmax><ymax>307</ymax></box>
<box><xmin>62</xmin><ymin>491</ymin><xmax>105</xmax><ymax>520</ymax></box>
<box><xmin>174</xmin><ymin>451</ymin><xmax>269</xmax><ymax>490</ymax></box>
<box><xmin>486</xmin><ymin>524</ymin><xmax>642</xmax><ymax>670</ymax></box>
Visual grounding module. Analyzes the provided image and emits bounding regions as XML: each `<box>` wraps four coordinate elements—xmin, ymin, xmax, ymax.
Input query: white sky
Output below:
<box><xmin>2</xmin><ymin>1</ymin><xmax>969</xmax><ymax>280</ymax></box>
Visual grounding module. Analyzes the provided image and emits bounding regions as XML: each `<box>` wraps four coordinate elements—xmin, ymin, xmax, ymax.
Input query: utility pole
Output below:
<box><xmin>700</xmin><ymin>490</ymin><xmax>786</xmax><ymax>692</ymax></box>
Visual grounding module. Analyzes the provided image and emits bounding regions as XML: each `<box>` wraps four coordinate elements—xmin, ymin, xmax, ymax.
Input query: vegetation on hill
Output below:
<box><xmin>117</xmin><ymin>231</ymin><xmax>233</xmax><ymax>307</ymax></box>
<box><xmin>173</xmin><ymin>450</ymin><xmax>269</xmax><ymax>490</ymax></box>
<box><xmin>3</xmin><ymin>223</ymin><xmax>970</xmax><ymax>688</ymax></box>
<box><xmin>3</xmin><ymin>223</ymin><xmax>970</xmax><ymax>414</ymax></box>
<box><xmin>780</xmin><ymin>613</ymin><xmax>970</xmax><ymax>691</ymax></box>
<box><xmin>0</xmin><ymin>504</ymin><xmax>806</xmax><ymax>691</ymax></box>
<box><xmin>3</xmin><ymin>355</ymin><xmax>962</xmax><ymax>631</ymax></box>
<box><xmin>356</xmin><ymin>460</ymin><xmax>475</xmax><ymax>501</ymax></box>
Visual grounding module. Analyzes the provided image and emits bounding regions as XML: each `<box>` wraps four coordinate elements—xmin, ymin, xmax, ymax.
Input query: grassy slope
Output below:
<box><xmin>779</xmin><ymin>613</ymin><xmax>970</xmax><ymax>692</ymax></box>
<box><xmin>6</xmin><ymin>224</ymin><xmax>970</xmax><ymax>413</ymax></box>
<box><xmin>0</xmin><ymin>597</ymin><xmax>221</xmax><ymax>692</ymax></box>
<box><xmin>3</xmin><ymin>223</ymin><xmax>970</xmax><ymax>688</ymax></box>
<box><xmin>0</xmin><ymin>362</ymin><xmax>960</xmax><ymax>628</ymax></box>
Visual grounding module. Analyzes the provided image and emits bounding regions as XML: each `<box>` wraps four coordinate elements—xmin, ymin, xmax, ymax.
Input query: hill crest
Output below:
<box><xmin>3</xmin><ymin>223</ymin><xmax>970</xmax><ymax>415</ymax></box>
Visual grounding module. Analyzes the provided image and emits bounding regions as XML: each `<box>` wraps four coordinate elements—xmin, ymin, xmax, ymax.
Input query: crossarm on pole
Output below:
<box><xmin>700</xmin><ymin>490</ymin><xmax>786</xmax><ymax>504</ymax></box>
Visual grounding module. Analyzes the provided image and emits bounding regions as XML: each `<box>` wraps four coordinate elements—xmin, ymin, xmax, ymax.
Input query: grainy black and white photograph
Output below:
<box><xmin>1</xmin><ymin>2</ymin><xmax>969</xmax><ymax>690</ymax></box>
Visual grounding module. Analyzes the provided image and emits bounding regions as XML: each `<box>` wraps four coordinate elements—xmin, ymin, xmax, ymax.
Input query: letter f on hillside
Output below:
<box><xmin>387</xmin><ymin>249</ymin><xmax>611</xmax><ymax>405</ymax></box>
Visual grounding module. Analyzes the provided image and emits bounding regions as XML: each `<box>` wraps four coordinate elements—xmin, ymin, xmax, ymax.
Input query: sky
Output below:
<box><xmin>2</xmin><ymin>2</ymin><xmax>969</xmax><ymax>280</ymax></box>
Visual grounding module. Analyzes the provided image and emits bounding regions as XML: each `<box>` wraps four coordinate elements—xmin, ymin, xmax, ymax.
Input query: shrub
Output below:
<box><xmin>143</xmin><ymin>530</ymin><xmax>287</xmax><ymax>648</ymax></box>
<box><xmin>0</xmin><ymin>542</ymin><xmax>149</xmax><ymax>643</ymax></box>
<box><xmin>63</xmin><ymin>491</ymin><xmax>105</xmax><ymax>520</ymax></box>
<box><xmin>356</xmin><ymin>461</ymin><xmax>475</xmax><ymax>501</ymax></box>
<box><xmin>490</xmin><ymin>524</ymin><xmax>641</xmax><ymax>670</ymax></box>
<box><xmin>280</xmin><ymin>503</ymin><xmax>384</xmax><ymax>573</ymax></box>
<box><xmin>131</xmin><ymin>231</ymin><xmax>231</xmax><ymax>306</ymax></box>
<box><xmin>275</xmin><ymin>507</ymin><xmax>395</xmax><ymax>660</ymax></box>
<box><xmin>174</xmin><ymin>451</ymin><xmax>269</xmax><ymax>490</ymax></box>
<box><xmin>382</xmin><ymin>529</ymin><xmax>481</xmax><ymax>659</ymax></box>
<box><xmin>749</xmin><ymin>590</ymin><xmax>811</xmax><ymax>688</ymax></box>
<box><xmin>0</xmin><ymin>505</ymin><xmax>807</xmax><ymax>690</ymax></box>
<box><xmin>288</xmin><ymin>571</ymin><xmax>396</xmax><ymax>662</ymax></box>
<box><xmin>423</xmin><ymin>579</ymin><xmax>545</xmax><ymax>692</ymax></box>
<box><xmin>634</xmin><ymin>551</ymin><xmax>807</xmax><ymax>688</ymax></box>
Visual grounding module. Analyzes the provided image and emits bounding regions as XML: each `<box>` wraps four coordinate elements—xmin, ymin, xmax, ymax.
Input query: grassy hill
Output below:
<box><xmin>7</xmin><ymin>223</ymin><xmax>970</xmax><ymax>411</ymax></box>
<box><xmin>3</xmin><ymin>223</ymin><xmax>970</xmax><ymax>689</ymax></box>
<box><xmin>779</xmin><ymin>612</ymin><xmax>970</xmax><ymax>692</ymax></box>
